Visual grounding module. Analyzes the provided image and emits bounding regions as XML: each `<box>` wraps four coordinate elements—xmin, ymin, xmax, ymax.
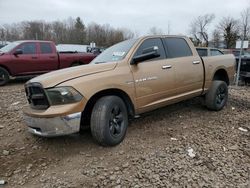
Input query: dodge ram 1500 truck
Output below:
<box><xmin>23</xmin><ymin>35</ymin><xmax>235</xmax><ymax>146</ymax></box>
<box><xmin>0</xmin><ymin>40</ymin><xmax>96</xmax><ymax>86</ymax></box>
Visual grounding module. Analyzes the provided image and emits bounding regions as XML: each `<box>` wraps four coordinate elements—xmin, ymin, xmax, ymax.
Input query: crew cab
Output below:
<box><xmin>23</xmin><ymin>35</ymin><xmax>235</xmax><ymax>146</ymax></box>
<box><xmin>0</xmin><ymin>40</ymin><xmax>96</xmax><ymax>86</ymax></box>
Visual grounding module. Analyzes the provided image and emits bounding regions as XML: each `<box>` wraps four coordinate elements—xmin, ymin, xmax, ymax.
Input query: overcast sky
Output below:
<box><xmin>0</xmin><ymin>0</ymin><xmax>249</xmax><ymax>36</ymax></box>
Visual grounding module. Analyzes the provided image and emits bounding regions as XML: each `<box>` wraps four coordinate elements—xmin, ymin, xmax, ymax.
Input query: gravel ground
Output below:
<box><xmin>0</xmin><ymin>81</ymin><xmax>249</xmax><ymax>188</ymax></box>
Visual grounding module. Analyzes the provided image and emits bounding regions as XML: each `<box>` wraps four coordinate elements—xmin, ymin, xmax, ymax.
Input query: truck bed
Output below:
<box><xmin>202</xmin><ymin>54</ymin><xmax>236</xmax><ymax>91</ymax></box>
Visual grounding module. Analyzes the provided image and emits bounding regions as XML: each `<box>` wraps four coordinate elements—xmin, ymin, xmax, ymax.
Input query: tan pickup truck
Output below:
<box><xmin>23</xmin><ymin>35</ymin><xmax>235</xmax><ymax>146</ymax></box>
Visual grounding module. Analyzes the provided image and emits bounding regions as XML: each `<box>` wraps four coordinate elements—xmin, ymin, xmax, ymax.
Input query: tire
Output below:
<box><xmin>90</xmin><ymin>96</ymin><xmax>128</xmax><ymax>146</ymax></box>
<box><xmin>205</xmin><ymin>80</ymin><xmax>228</xmax><ymax>111</ymax></box>
<box><xmin>0</xmin><ymin>67</ymin><xmax>10</xmax><ymax>86</ymax></box>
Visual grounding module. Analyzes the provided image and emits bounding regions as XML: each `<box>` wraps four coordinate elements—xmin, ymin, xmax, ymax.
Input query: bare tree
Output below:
<box><xmin>190</xmin><ymin>25</ymin><xmax>201</xmax><ymax>46</ymax></box>
<box><xmin>241</xmin><ymin>7</ymin><xmax>250</xmax><ymax>40</ymax></box>
<box><xmin>22</xmin><ymin>21</ymin><xmax>48</xmax><ymax>40</ymax></box>
<box><xmin>189</xmin><ymin>14</ymin><xmax>215</xmax><ymax>47</ymax></box>
<box><xmin>120</xmin><ymin>28</ymin><xmax>135</xmax><ymax>39</ymax></box>
<box><xmin>4</xmin><ymin>23</ymin><xmax>23</xmax><ymax>41</ymax></box>
<box><xmin>51</xmin><ymin>21</ymin><xmax>68</xmax><ymax>43</ymax></box>
<box><xmin>218</xmin><ymin>17</ymin><xmax>239</xmax><ymax>49</ymax></box>
<box><xmin>212</xmin><ymin>29</ymin><xmax>221</xmax><ymax>48</ymax></box>
<box><xmin>86</xmin><ymin>22</ymin><xmax>107</xmax><ymax>46</ymax></box>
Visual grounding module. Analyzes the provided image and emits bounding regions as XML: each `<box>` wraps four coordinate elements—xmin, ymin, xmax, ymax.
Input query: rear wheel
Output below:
<box><xmin>0</xmin><ymin>67</ymin><xmax>10</xmax><ymax>86</ymax></box>
<box><xmin>90</xmin><ymin>96</ymin><xmax>128</xmax><ymax>146</ymax></box>
<box><xmin>205</xmin><ymin>80</ymin><xmax>228</xmax><ymax>111</ymax></box>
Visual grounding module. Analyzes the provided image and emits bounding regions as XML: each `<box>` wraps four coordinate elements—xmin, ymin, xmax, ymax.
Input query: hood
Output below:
<box><xmin>29</xmin><ymin>62</ymin><xmax>117</xmax><ymax>88</ymax></box>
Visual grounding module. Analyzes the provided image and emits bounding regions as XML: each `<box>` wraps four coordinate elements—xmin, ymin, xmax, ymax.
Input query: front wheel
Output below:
<box><xmin>205</xmin><ymin>80</ymin><xmax>228</xmax><ymax>111</ymax></box>
<box><xmin>90</xmin><ymin>96</ymin><xmax>128</xmax><ymax>146</ymax></box>
<box><xmin>0</xmin><ymin>67</ymin><xmax>10</xmax><ymax>86</ymax></box>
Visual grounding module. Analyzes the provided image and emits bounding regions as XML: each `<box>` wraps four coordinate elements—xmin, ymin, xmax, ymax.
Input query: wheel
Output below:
<box><xmin>205</xmin><ymin>80</ymin><xmax>228</xmax><ymax>111</ymax></box>
<box><xmin>0</xmin><ymin>67</ymin><xmax>10</xmax><ymax>86</ymax></box>
<box><xmin>90</xmin><ymin>96</ymin><xmax>128</xmax><ymax>146</ymax></box>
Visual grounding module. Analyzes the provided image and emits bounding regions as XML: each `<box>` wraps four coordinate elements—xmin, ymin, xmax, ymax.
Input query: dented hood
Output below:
<box><xmin>29</xmin><ymin>62</ymin><xmax>117</xmax><ymax>88</ymax></box>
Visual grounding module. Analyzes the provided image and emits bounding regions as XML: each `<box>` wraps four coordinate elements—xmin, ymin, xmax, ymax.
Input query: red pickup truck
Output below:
<box><xmin>0</xmin><ymin>40</ymin><xmax>96</xmax><ymax>86</ymax></box>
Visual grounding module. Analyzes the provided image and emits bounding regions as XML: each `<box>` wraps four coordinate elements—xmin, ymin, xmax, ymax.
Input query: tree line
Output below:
<box><xmin>0</xmin><ymin>17</ymin><xmax>135</xmax><ymax>47</ymax></box>
<box><xmin>1</xmin><ymin>7</ymin><xmax>250</xmax><ymax>49</ymax></box>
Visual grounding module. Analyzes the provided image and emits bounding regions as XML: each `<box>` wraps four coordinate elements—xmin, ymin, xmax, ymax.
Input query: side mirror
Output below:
<box><xmin>131</xmin><ymin>46</ymin><xmax>160</xmax><ymax>65</ymax></box>
<box><xmin>14</xmin><ymin>49</ymin><xmax>23</xmax><ymax>56</ymax></box>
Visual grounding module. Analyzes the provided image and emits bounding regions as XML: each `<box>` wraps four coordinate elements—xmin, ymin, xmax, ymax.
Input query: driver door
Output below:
<box><xmin>130</xmin><ymin>38</ymin><xmax>176</xmax><ymax>113</ymax></box>
<box><xmin>11</xmin><ymin>42</ymin><xmax>40</xmax><ymax>75</ymax></box>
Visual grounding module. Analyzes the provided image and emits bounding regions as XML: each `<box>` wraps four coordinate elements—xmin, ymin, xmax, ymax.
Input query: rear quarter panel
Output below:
<box><xmin>202</xmin><ymin>54</ymin><xmax>236</xmax><ymax>91</ymax></box>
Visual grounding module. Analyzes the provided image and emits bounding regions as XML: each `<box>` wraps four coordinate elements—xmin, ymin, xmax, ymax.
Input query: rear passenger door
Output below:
<box><xmin>163</xmin><ymin>37</ymin><xmax>204</xmax><ymax>96</ymax></box>
<box><xmin>38</xmin><ymin>42</ymin><xmax>58</xmax><ymax>71</ymax></box>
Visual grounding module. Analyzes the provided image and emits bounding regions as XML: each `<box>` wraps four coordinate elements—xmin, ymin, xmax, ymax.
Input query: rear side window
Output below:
<box><xmin>163</xmin><ymin>38</ymin><xmax>192</xmax><ymax>58</ymax></box>
<box><xmin>197</xmin><ymin>48</ymin><xmax>208</xmax><ymax>57</ymax></box>
<box><xmin>210</xmin><ymin>49</ymin><xmax>223</xmax><ymax>56</ymax></box>
<box><xmin>135</xmin><ymin>38</ymin><xmax>166</xmax><ymax>61</ymax></box>
<box><xmin>40</xmin><ymin>43</ymin><xmax>53</xmax><ymax>54</ymax></box>
<box><xmin>20</xmin><ymin>43</ymin><xmax>36</xmax><ymax>54</ymax></box>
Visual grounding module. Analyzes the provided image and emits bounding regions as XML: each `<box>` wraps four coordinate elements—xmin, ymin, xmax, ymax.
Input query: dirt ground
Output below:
<box><xmin>0</xmin><ymin>81</ymin><xmax>249</xmax><ymax>188</ymax></box>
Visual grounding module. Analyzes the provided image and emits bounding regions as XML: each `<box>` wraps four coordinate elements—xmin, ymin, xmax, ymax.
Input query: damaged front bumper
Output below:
<box><xmin>23</xmin><ymin>112</ymin><xmax>81</xmax><ymax>137</ymax></box>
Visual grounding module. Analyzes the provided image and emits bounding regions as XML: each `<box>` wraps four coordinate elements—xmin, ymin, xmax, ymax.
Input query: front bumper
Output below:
<box><xmin>23</xmin><ymin>112</ymin><xmax>81</xmax><ymax>137</ymax></box>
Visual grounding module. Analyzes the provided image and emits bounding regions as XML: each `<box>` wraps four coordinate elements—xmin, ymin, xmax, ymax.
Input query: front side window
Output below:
<box><xmin>210</xmin><ymin>49</ymin><xmax>223</xmax><ymax>56</ymax></box>
<box><xmin>164</xmin><ymin>38</ymin><xmax>193</xmax><ymax>58</ymax></box>
<box><xmin>40</xmin><ymin>43</ymin><xmax>53</xmax><ymax>54</ymax></box>
<box><xmin>134</xmin><ymin>38</ymin><xmax>166</xmax><ymax>61</ymax></box>
<box><xmin>20</xmin><ymin>43</ymin><xmax>36</xmax><ymax>54</ymax></box>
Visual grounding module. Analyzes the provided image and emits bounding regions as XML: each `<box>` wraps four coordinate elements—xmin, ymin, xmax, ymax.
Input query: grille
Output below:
<box><xmin>25</xmin><ymin>83</ymin><xmax>50</xmax><ymax>110</ymax></box>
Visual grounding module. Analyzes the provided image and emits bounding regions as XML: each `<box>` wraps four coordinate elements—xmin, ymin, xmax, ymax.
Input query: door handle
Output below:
<box><xmin>193</xmin><ymin>60</ymin><xmax>200</xmax><ymax>64</ymax></box>
<box><xmin>31</xmin><ymin>56</ymin><xmax>38</xmax><ymax>59</ymax></box>
<box><xmin>162</xmin><ymin>65</ymin><xmax>172</xmax><ymax>69</ymax></box>
<box><xmin>49</xmin><ymin>56</ymin><xmax>56</xmax><ymax>59</ymax></box>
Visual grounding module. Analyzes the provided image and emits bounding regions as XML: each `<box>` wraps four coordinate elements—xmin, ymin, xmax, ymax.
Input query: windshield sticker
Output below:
<box><xmin>113</xmin><ymin>52</ymin><xmax>125</xmax><ymax>57</ymax></box>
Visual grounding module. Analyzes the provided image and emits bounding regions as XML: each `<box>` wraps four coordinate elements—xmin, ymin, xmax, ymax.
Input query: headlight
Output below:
<box><xmin>45</xmin><ymin>87</ymin><xmax>83</xmax><ymax>105</ymax></box>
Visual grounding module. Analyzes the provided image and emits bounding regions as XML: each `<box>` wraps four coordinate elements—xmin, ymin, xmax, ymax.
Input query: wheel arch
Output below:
<box><xmin>0</xmin><ymin>64</ymin><xmax>12</xmax><ymax>76</ymax></box>
<box><xmin>80</xmin><ymin>88</ymin><xmax>135</xmax><ymax>128</ymax></box>
<box><xmin>212</xmin><ymin>68</ymin><xmax>229</xmax><ymax>85</ymax></box>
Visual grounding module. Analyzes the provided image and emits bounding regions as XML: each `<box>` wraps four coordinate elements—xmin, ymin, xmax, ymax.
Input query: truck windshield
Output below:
<box><xmin>92</xmin><ymin>39</ymin><xmax>138</xmax><ymax>64</ymax></box>
<box><xmin>0</xmin><ymin>42</ymin><xmax>21</xmax><ymax>53</ymax></box>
